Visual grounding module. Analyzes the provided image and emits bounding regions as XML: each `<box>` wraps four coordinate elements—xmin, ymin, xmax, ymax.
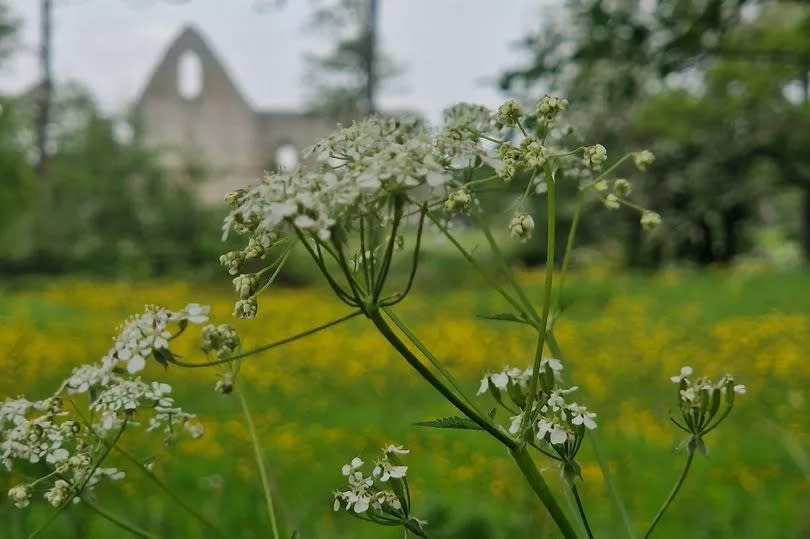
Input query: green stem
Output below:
<box><xmin>382</xmin><ymin>307</ymin><xmax>482</xmax><ymax>414</ymax></box>
<box><xmin>642</xmin><ymin>448</ymin><xmax>695</xmax><ymax>538</ymax></box>
<box><xmin>510</xmin><ymin>448</ymin><xmax>579</xmax><ymax>539</ymax></box>
<box><xmin>65</xmin><ymin>401</ymin><xmax>224</xmax><ymax>537</ymax></box>
<box><xmin>112</xmin><ymin>443</ymin><xmax>225</xmax><ymax>537</ymax></box>
<box><xmin>383</xmin><ymin>207</ymin><xmax>426</xmax><ymax>306</ymax></box>
<box><xmin>368</xmin><ymin>310</ymin><xmax>516</xmax><ymax>448</ymax></box>
<box><xmin>426</xmin><ymin>213</ymin><xmax>530</xmax><ymax>320</ymax></box>
<box><xmin>373</xmin><ymin>198</ymin><xmax>404</xmax><ymax>300</ymax></box>
<box><xmin>474</xmin><ymin>211</ymin><xmax>540</xmax><ymax>323</ymax></box>
<box><xmin>521</xmin><ymin>164</ymin><xmax>556</xmax><ymax>431</ymax></box>
<box><xmin>26</xmin><ymin>503</ymin><xmax>70</xmax><ymax>539</ymax></box>
<box><xmin>571</xmin><ymin>483</ymin><xmax>595</xmax><ymax>539</ymax></box>
<box><xmin>553</xmin><ymin>190</ymin><xmax>584</xmax><ymax>317</ymax></box>
<box><xmin>168</xmin><ymin>311</ymin><xmax>362</xmax><ymax>368</ymax></box>
<box><xmin>83</xmin><ymin>499</ymin><xmax>159</xmax><ymax>539</ymax></box>
<box><xmin>547</xmin><ymin>334</ymin><xmax>636</xmax><ymax>539</ymax></box>
<box><xmin>238</xmin><ymin>389</ymin><xmax>281</xmax><ymax>539</ymax></box>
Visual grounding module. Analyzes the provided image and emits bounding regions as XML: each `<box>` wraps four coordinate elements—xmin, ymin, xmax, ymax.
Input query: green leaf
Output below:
<box><xmin>414</xmin><ymin>416</ymin><xmax>483</xmax><ymax>430</ymax></box>
<box><xmin>476</xmin><ymin>312</ymin><xmax>534</xmax><ymax>326</ymax></box>
<box><xmin>152</xmin><ymin>347</ymin><xmax>175</xmax><ymax>369</ymax></box>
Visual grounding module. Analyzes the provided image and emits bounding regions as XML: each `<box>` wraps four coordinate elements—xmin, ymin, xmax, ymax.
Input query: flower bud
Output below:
<box><xmin>233</xmin><ymin>297</ymin><xmax>258</xmax><ymax>320</ymax></box>
<box><xmin>613</xmin><ymin>178</ymin><xmax>632</xmax><ymax>196</ymax></box>
<box><xmin>583</xmin><ymin>144</ymin><xmax>607</xmax><ymax>170</ymax></box>
<box><xmin>215</xmin><ymin>372</ymin><xmax>235</xmax><ymax>395</ymax></box>
<box><xmin>233</xmin><ymin>273</ymin><xmax>259</xmax><ymax>300</ymax></box>
<box><xmin>496</xmin><ymin>99</ymin><xmax>523</xmax><ymax>127</ymax></box>
<box><xmin>604</xmin><ymin>194</ymin><xmax>620</xmax><ymax>210</ymax></box>
<box><xmin>509</xmin><ymin>213</ymin><xmax>535</xmax><ymax>242</ymax></box>
<box><xmin>8</xmin><ymin>485</ymin><xmax>31</xmax><ymax>509</ymax></box>
<box><xmin>44</xmin><ymin>480</ymin><xmax>71</xmax><ymax>508</ymax></box>
<box><xmin>444</xmin><ymin>189</ymin><xmax>472</xmax><ymax>214</ymax></box>
<box><xmin>634</xmin><ymin>150</ymin><xmax>655</xmax><ymax>171</ymax></box>
<box><xmin>640</xmin><ymin>211</ymin><xmax>662</xmax><ymax>231</ymax></box>
<box><xmin>535</xmin><ymin>95</ymin><xmax>568</xmax><ymax>121</ymax></box>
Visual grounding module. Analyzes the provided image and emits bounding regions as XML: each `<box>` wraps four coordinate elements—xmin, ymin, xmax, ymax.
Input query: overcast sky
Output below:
<box><xmin>0</xmin><ymin>0</ymin><xmax>552</xmax><ymax>122</ymax></box>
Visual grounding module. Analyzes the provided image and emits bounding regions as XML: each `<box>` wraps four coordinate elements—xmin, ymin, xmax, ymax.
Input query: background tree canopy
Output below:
<box><xmin>501</xmin><ymin>0</ymin><xmax>810</xmax><ymax>267</ymax></box>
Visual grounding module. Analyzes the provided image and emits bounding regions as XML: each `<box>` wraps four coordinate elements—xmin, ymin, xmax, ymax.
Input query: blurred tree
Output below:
<box><xmin>500</xmin><ymin>0</ymin><xmax>810</xmax><ymax>265</ymax></box>
<box><xmin>1</xmin><ymin>83</ymin><xmax>227</xmax><ymax>277</ymax></box>
<box><xmin>304</xmin><ymin>0</ymin><xmax>400</xmax><ymax>118</ymax></box>
<box><xmin>36</xmin><ymin>0</ymin><xmax>52</xmax><ymax>179</ymax></box>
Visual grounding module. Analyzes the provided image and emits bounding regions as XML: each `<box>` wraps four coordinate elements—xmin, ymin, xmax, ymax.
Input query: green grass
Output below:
<box><xmin>1</xmin><ymin>269</ymin><xmax>809</xmax><ymax>538</ymax></box>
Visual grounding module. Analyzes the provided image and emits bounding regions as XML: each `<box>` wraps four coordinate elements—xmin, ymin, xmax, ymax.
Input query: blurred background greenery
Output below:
<box><xmin>1</xmin><ymin>0</ymin><xmax>809</xmax><ymax>537</ymax></box>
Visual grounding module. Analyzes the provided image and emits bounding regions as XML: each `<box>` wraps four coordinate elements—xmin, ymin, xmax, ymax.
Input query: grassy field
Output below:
<box><xmin>1</xmin><ymin>269</ymin><xmax>809</xmax><ymax>538</ymax></box>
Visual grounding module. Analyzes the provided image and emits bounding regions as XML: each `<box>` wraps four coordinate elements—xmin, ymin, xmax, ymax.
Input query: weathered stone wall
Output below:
<box><xmin>136</xmin><ymin>26</ymin><xmax>336</xmax><ymax>204</ymax></box>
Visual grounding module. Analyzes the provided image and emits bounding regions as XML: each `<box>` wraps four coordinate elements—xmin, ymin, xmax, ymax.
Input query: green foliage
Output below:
<box><xmin>501</xmin><ymin>0</ymin><xmax>810</xmax><ymax>265</ymax></box>
<box><xmin>304</xmin><ymin>0</ymin><xmax>400</xmax><ymax>118</ymax></box>
<box><xmin>0</xmin><ymin>84</ymin><xmax>230</xmax><ymax>278</ymax></box>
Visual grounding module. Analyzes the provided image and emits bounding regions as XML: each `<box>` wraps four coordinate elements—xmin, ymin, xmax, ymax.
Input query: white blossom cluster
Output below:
<box><xmin>669</xmin><ymin>366</ymin><xmax>745</xmax><ymax>453</ymax></box>
<box><xmin>333</xmin><ymin>444</ymin><xmax>425</xmax><ymax>534</ymax></box>
<box><xmin>3</xmin><ymin>304</ymin><xmax>209</xmax><ymax>510</ymax></box>
<box><xmin>478</xmin><ymin>359</ymin><xmax>596</xmax><ymax>461</ymax></box>
<box><xmin>101</xmin><ymin>304</ymin><xmax>209</xmax><ymax>374</ymax></box>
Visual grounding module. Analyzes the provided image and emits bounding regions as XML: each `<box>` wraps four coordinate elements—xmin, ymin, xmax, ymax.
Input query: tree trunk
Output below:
<box><xmin>35</xmin><ymin>0</ymin><xmax>52</xmax><ymax>179</ymax></box>
<box><xmin>802</xmin><ymin>185</ymin><xmax>810</xmax><ymax>263</ymax></box>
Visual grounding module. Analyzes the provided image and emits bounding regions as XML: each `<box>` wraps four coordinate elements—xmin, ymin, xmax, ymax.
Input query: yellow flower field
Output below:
<box><xmin>1</xmin><ymin>272</ymin><xmax>808</xmax><ymax>538</ymax></box>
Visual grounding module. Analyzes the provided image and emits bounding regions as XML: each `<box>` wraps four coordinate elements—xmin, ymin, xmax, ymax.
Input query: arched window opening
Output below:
<box><xmin>177</xmin><ymin>50</ymin><xmax>203</xmax><ymax>100</ymax></box>
<box><xmin>275</xmin><ymin>143</ymin><xmax>299</xmax><ymax>170</ymax></box>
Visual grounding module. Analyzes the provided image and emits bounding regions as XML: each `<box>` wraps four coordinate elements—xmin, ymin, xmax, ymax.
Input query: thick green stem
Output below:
<box><xmin>521</xmin><ymin>165</ymin><xmax>556</xmax><ymax>431</ymax></box>
<box><xmin>642</xmin><ymin>449</ymin><xmax>695</xmax><ymax>538</ymax></box>
<box><xmin>83</xmin><ymin>499</ymin><xmax>159</xmax><ymax>539</ymax></box>
<box><xmin>570</xmin><ymin>483</ymin><xmax>594</xmax><ymax>539</ymax></box>
<box><xmin>238</xmin><ymin>389</ymin><xmax>281</xmax><ymax>539</ymax></box>
<box><xmin>510</xmin><ymin>448</ymin><xmax>579</xmax><ymax>539</ymax></box>
<box><xmin>382</xmin><ymin>307</ymin><xmax>482</xmax><ymax>414</ymax></box>
<box><xmin>368</xmin><ymin>310</ymin><xmax>516</xmax><ymax>448</ymax></box>
<box><xmin>168</xmin><ymin>311</ymin><xmax>361</xmax><ymax>368</ymax></box>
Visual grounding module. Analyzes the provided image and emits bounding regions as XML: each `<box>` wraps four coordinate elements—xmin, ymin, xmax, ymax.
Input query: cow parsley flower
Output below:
<box><xmin>536</xmin><ymin>95</ymin><xmax>569</xmax><ymax>121</ymax></box>
<box><xmin>44</xmin><ymin>479</ymin><xmax>71</xmax><ymax>507</ymax></box>
<box><xmin>8</xmin><ymin>484</ymin><xmax>30</xmax><ymax>508</ymax></box>
<box><xmin>509</xmin><ymin>213</ymin><xmax>535</xmax><ymax>242</ymax></box>
<box><xmin>496</xmin><ymin>99</ymin><xmax>523</xmax><ymax>127</ymax></box>
<box><xmin>583</xmin><ymin>144</ymin><xmax>607</xmax><ymax>170</ymax></box>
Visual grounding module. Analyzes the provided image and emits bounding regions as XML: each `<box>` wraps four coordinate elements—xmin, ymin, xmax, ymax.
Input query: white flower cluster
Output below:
<box><xmin>101</xmin><ymin>304</ymin><xmax>209</xmax><ymax>374</ymax></box>
<box><xmin>3</xmin><ymin>304</ymin><xmax>208</xmax><ymax>510</ymax></box>
<box><xmin>669</xmin><ymin>366</ymin><xmax>745</xmax><ymax>450</ymax></box>
<box><xmin>477</xmin><ymin>358</ymin><xmax>562</xmax><ymax>397</ymax></box>
<box><xmin>528</xmin><ymin>387</ymin><xmax>597</xmax><ymax>447</ymax></box>
<box><xmin>223</xmin><ymin>116</ymin><xmax>448</xmax><ymax>253</ymax></box>
<box><xmin>333</xmin><ymin>444</ymin><xmax>424</xmax><ymax>533</ymax></box>
<box><xmin>478</xmin><ymin>359</ymin><xmax>597</xmax><ymax>462</ymax></box>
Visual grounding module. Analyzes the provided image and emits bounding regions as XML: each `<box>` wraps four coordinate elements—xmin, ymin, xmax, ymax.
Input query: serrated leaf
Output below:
<box><xmin>476</xmin><ymin>312</ymin><xmax>534</xmax><ymax>326</ymax></box>
<box><xmin>414</xmin><ymin>416</ymin><xmax>483</xmax><ymax>430</ymax></box>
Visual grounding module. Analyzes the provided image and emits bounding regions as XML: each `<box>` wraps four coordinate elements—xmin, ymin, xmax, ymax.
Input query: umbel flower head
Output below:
<box><xmin>669</xmin><ymin>366</ymin><xmax>745</xmax><ymax>455</ymax></box>
<box><xmin>2</xmin><ymin>303</ymin><xmax>210</xmax><ymax>510</ymax></box>
<box><xmin>478</xmin><ymin>359</ymin><xmax>596</xmax><ymax>480</ymax></box>
<box><xmin>333</xmin><ymin>444</ymin><xmax>427</xmax><ymax>537</ymax></box>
